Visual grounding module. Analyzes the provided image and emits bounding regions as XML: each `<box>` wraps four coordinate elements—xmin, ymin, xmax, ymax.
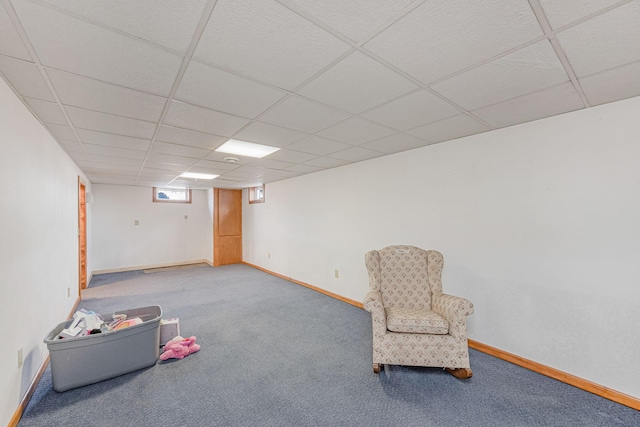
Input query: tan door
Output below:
<box><xmin>78</xmin><ymin>178</ymin><xmax>88</xmax><ymax>291</ymax></box>
<box><xmin>214</xmin><ymin>188</ymin><xmax>242</xmax><ymax>266</ymax></box>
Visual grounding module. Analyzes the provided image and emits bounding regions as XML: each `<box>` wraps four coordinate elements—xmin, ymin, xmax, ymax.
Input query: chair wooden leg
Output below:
<box><xmin>373</xmin><ymin>363</ymin><xmax>382</xmax><ymax>374</ymax></box>
<box><xmin>445</xmin><ymin>367</ymin><xmax>473</xmax><ymax>379</ymax></box>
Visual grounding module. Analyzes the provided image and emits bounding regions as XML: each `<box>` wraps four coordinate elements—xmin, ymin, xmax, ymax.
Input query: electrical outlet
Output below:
<box><xmin>67</xmin><ymin>287</ymin><xmax>71</xmax><ymax>298</ymax></box>
<box><xmin>268</xmin><ymin>253</ymin><xmax>271</xmax><ymax>259</ymax></box>
<box><xmin>334</xmin><ymin>269</ymin><xmax>339</xmax><ymax>278</ymax></box>
<box><xmin>18</xmin><ymin>347</ymin><xmax>23</xmax><ymax>368</ymax></box>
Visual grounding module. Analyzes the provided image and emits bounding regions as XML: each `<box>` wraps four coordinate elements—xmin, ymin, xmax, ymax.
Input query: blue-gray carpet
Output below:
<box><xmin>20</xmin><ymin>264</ymin><xmax>639</xmax><ymax>426</ymax></box>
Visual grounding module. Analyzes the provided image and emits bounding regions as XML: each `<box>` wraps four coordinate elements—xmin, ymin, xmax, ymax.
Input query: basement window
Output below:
<box><xmin>153</xmin><ymin>187</ymin><xmax>192</xmax><ymax>204</ymax></box>
<box><xmin>248</xmin><ymin>184</ymin><xmax>265</xmax><ymax>204</ymax></box>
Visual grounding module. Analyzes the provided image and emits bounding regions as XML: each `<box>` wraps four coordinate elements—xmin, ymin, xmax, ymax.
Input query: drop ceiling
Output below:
<box><xmin>1</xmin><ymin>0</ymin><xmax>639</xmax><ymax>190</ymax></box>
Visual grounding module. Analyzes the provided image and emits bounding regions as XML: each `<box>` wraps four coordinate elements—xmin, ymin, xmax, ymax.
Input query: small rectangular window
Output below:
<box><xmin>248</xmin><ymin>184</ymin><xmax>265</xmax><ymax>204</ymax></box>
<box><xmin>153</xmin><ymin>187</ymin><xmax>192</xmax><ymax>203</ymax></box>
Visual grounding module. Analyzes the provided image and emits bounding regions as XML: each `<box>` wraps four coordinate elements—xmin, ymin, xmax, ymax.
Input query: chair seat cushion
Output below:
<box><xmin>386</xmin><ymin>307</ymin><xmax>449</xmax><ymax>334</ymax></box>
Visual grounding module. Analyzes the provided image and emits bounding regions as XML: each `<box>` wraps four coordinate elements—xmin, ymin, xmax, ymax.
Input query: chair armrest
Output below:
<box><xmin>364</xmin><ymin>291</ymin><xmax>387</xmax><ymax>335</ymax></box>
<box><xmin>432</xmin><ymin>293</ymin><xmax>474</xmax><ymax>339</ymax></box>
<box><xmin>432</xmin><ymin>293</ymin><xmax>474</xmax><ymax>317</ymax></box>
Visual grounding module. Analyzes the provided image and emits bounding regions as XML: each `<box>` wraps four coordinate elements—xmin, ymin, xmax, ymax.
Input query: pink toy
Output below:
<box><xmin>159</xmin><ymin>335</ymin><xmax>200</xmax><ymax>361</ymax></box>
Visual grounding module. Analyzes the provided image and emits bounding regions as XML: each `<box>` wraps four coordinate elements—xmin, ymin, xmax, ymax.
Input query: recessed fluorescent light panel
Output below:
<box><xmin>179</xmin><ymin>172</ymin><xmax>218</xmax><ymax>180</ymax></box>
<box><xmin>215</xmin><ymin>139</ymin><xmax>280</xmax><ymax>158</ymax></box>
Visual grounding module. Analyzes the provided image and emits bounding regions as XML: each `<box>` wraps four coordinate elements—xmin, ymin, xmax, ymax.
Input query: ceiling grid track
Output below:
<box><xmin>2</xmin><ymin>0</ymin><xmax>638</xmax><ymax>188</ymax></box>
<box><xmin>134</xmin><ymin>0</ymin><xmax>219</xmax><ymax>185</ymax></box>
<box><xmin>1</xmin><ymin>0</ymin><xmax>98</xmax><ymax>178</ymax></box>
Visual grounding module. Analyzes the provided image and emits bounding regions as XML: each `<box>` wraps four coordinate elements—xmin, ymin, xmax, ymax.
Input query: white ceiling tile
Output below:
<box><xmin>58</xmin><ymin>139</ymin><xmax>84</xmax><ymax>153</ymax></box>
<box><xmin>152</xmin><ymin>141</ymin><xmax>210</xmax><ymax>159</ymax></box>
<box><xmin>265</xmin><ymin>149</ymin><xmax>318</xmax><ymax>163</ymax></box>
<box><xmin>191</xmin><ymin>184</ymin><xmax>219</xmax><ymax>190</ymax></box>
<box><xmin>135</xmin><ymin>179</ymin><xmax>172</xmax><ymax>187</ymax></box>
<box><xmin>232</xmin><ymin>165</ymin><xmax>267</xmax><ymax>177</ymax></box>
<box><xmin>87</xmin><ymin>154</ymin><xmax>143</xmax><ymax>166</ymax></box>
<box><xmin>147</xmin><ymin>153</ymin><xmax>199</xmax><ymax>167</ymax></box>
<box><xmin>193</xmin><ymin>0</ymin><xmax>350</xmax><ymax>90</ymax></box>
<box><xmin>76</xmin><ymin>129</ymin><xmax>150</xmax><ymax>151</ymax></box>
<box><xmin>67</xmin><ymin>151</ymin><xmax>87</xmax><ymax>162</ymax></box>
<box><xmin>220</xmin><ymin>170</ymin><xmax>258</xmax><ymax>179</ymax></box>
<box><xmin>233</xmin><ymin>122</ymin><xmax>308</xmax><ymax>148</ymax></box>
<box><xmin>207</xmin><ymin>173</ymin><xmax>246</xmax><ymax>182</ymax></box>
<box><xmin>555</xmin><ymin>1</ymin><xmax>640</xmax><ymax>77</ymax></box>
<box><xmin>472</xmin><ymin>82</ymin><xmax>584</xmax><ymax>129</ymax></box>
<box><xmin>297</xmin><ymin>51</ymin><xmax>417</xmax><ymax>114</ymax></box>
<box><xmin>91</xmin><ymin>163</ymin><xmax>141</xmax><ymax>173</ymax></box>
<box><xmin>362</xmin><ymin>89</ymin><xmax>461</xmax><ymax>130</ymax></box>
<box><xmin>203</xmin><ymin>151</ymin><xmax>253</xmax><ymax>165</ymax></box>
<box><xmin>141</xmin><ymin>167</ymin><xmax>183</xmax><ymax>176</ymax></box>
<box><xmin>258</xmin><ymin>96</ymin><xmax>350</xmax><ymax>133</ymax></box>
<box><xmin>0</xmin><ymin>56</ymin><xmax>54</xmax><ymax>101</ymax></box>
<box><xmin>432</xmin><ymin>40</ymin><xmax>568</xmax><ymax>110</ymax></box>
<box><xmin>193</xmin><ymin>159</ymin><xmax>242</xmax><ymax>172</ymax></box>
<box><xmin>329</xmin><ymin>146</ymin><xmax>384</xmax><ymax>162</ymax></box>
<box><xmin>359</xmin><ymin>133</ymin><xmax>430</xmax><ymax>154</ymax></box>
<box><xmin>65</xmin><ymin>106</ymin><xmax>156</xmax><ymax>139</ymax></box>
<box><xmin>260</xmin><ymin>169</ymin><xmax>301</xmax><ymax>178</ymax></box>
<box><xmin>142</xmin><ymin>162</ymin><xmax>186</xmax><ymax>172</ymax></box>
<box><xmin>164</xmin><ymin>179</ymin><xmax>196</xmax><ymax>187</ymax></box>
<box><xmin>364</xmin><ymin>0</ymin><xmax>543</xmax><ymax>84</ymax></box>
<box><xmin>74</xmin><ymin>160</ymin><xmax>94</xmax><ymax>169</ymax></box>
<box><xmin>139</xmin><ymin>170</ymin><xmax>177</xmax><ymax>180</ymax></box>
<box><xmin>285</xmin><ymin>135</ymin><xmax>352</xmax><ymax>155</ymax></box>
<box><xmin>284</xmin><ymin>0</ymin><xmax>416</xmax><ymax>43</ymax></box>
<box><xmin>285</xmin><ymin>163</ymin><xmax>324</xmax><ymax>174</ymax></box>
<box><xmin>23</xmin><ymin>98</ymin><xmax>67</xmax><ymax>125</ymax></box>
<box><xmin>210</xmin><ymin>179</ymin><xmax>246</xmax><ymax>188</ymax></box>
<box><xmin>0</xmin><ymin>4</ymin><xmax>32</xmax><ymax>60</ymax></box>
<box><xmin>156</xmin><ymin>125</ymin><xmax>226</xmax><ymax>150</ymax></box>
<box><xmin>581</xmin><ymin>60</ymin><xmax>640</xmax><ymax>106</ymax></box>
<box><xmin>176</xmin><ymin>61</ymin><xmax>286</xmax><ymax>119</ymax></box>
<box><xmin>91</xmin><ymin>175</ymin><xmax>136</xmax><ymax>184</ymax></box>
<box><xmin>247</xmin><ymin>158</ymin><xmax>295</xmax><ymax>170</ymax></box>
<box><xmin>304</xmin><ymin>156</ymin><xmax>352</xmax><ymax>168</ymax></box>
<box><xmin>83</xmin><ymin>144</ymin><xmax>147</xmax><ymax>159</ymax></box>
<box><xmin>538</xmin><ymin>0</ymin><xmax>623</xmax><ymax>30</ymax></box>
<box><xmin>407</xmin><ymin>114</ymin><xmax>490</xmax><ymax>143</ymax></box>
<box><xmin>98</xmin><ymin>167</ymin><xmax>139</xmax><ymax>178</ymax></box>
<box><xmin>12</xmin><ymin>0</ymin><xmax>182</xmax><ymax>96</ymax></box>
<box><xmin>46</xmin><ymin>69</ymin><xmax>166</xmax><ymax>122</ymax></box>
<box><xmin>45</xmin><ymin>123</ymin><xmax>77</xmax><ymax>141</ymax></box>
<box><xmin>38</xmin><ymin>0</ymin><xmax>209</xmax><ymax>54</ymax></box>
<box><xmin>317</xmin><ymin>117</ymin><xmax>395</xmax><ymax>144</ymax></box>
<box><xmin>164</xmin><ymin>101</ymin><xmax>251</xmax><ymax>137</ymax></box>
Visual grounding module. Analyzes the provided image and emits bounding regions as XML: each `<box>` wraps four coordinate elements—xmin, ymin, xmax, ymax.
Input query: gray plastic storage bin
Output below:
<box><xmin>44</xmin><ymin>305</ymin><xmax>162</xmax><ymax>392</ymax></box>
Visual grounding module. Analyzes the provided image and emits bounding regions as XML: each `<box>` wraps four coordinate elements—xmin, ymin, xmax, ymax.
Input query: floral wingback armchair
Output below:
<box><xmin>363</xmin><ymin>245</ymin><xmax>474</xmax><ymax>378</ymax></box>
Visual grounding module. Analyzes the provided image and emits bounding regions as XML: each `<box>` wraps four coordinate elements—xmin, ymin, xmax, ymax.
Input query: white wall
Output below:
<box><xmin>0</xmin><ymin>78</ymin><xmax>91</xmax><ymax>426</ymax></box>
<box><xmin>244</xmin><ymin>96</ymin><xmax>640</xmax><ymax>399</ymax></box>
<box><xmin>92</xmin><ymin>184</ymin><xmax>212</xmax><ymax>271</ymax></box>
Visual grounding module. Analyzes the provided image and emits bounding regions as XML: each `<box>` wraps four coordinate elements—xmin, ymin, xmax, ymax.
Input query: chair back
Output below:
<box><xmin>365</xmin><ymin>245</ymin><xmax>444</xmax><ymax>310</ymax></box>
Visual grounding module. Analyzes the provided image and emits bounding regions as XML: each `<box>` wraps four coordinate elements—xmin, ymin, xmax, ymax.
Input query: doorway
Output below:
<box><xmin>78</xmin><ymin>178</ymin><xmax>87</xmax><ymax>291</ymax></box>
<box><xmin>213</xmin><ymin>188</ymin><xmax>242</xmax><ymax>266</ymax></box>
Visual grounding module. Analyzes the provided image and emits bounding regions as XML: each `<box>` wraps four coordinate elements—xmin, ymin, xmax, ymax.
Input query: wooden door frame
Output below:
<box><xmin>78</xmin><ymin>177</ymin><xmax>87</xmax><ymax>293</ymax></box>
<box><xmin>213</xmin><ymin>188</ymin><xmax>243</xmax><ymax>266</ymax></box>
